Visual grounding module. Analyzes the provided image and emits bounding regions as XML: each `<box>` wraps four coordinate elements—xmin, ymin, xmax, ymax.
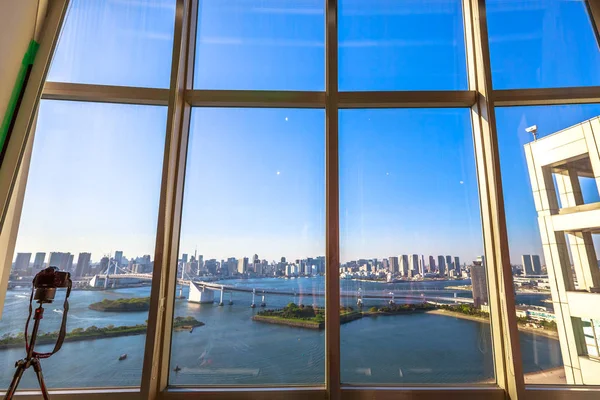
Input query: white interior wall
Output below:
<box><xmin>0</xmin><ymin>0</ymin><xmax>38</xmax><ymax>122</ymax></box>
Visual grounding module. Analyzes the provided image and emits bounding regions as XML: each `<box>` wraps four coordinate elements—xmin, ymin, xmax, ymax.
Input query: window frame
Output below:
<box><xmin>2</xmin><ymin>0</ymin><xmax>600</xmax><ymax>399</ymax></box>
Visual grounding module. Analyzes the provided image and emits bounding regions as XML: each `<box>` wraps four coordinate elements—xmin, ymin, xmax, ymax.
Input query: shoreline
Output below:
<box><xmin>427</xmin><ymin>309</ymin><xmax>559</xmax><ymax>339</ymax></box>
<box><xmin>0</xmin><ymin>318</ymin><xmax>204</xmax><ymax>350</ymax></box>
<box><xmin>252</xmin><ymin>309</ymin><xmax>432</xmax><ymax>330</ymax></box>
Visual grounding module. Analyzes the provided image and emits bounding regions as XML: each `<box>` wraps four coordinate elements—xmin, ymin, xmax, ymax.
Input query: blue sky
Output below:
<box><xmin>13</xmin><ymin>0</ymin><xmax>600</xmax><ymax>265</ymax></box>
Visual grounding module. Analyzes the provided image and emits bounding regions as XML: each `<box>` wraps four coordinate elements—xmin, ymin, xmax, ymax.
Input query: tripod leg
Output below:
<box><xmin>31</xmin><ymin>359</ymin><xmax>49</xmax><ymax>400</ymax></box>
<box><xmin>4</xmin><ymin>361</ymin><xmax>26</xmax><ymax>400</ymax></box>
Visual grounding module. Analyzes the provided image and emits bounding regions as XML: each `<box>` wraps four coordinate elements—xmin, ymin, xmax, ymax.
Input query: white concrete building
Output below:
<box><xmin>525</xmin><ymin>117</ymin><xmax>600</xmax><ymax>384</ymax></box>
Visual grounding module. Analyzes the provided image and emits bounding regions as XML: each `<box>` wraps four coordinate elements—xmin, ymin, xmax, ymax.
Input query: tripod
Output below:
<box><xmin>4</xmin><ymin>267</ymin><xmax>71</xmax><ymax>400</ymax></box>
<box><xmin>5</xmin><ymin>304</ymin><xmax>50</xmax><ymax>400</ymax></box>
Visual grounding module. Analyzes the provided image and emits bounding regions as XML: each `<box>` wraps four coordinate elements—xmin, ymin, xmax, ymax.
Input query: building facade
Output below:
<box><xmin>525</xmin><ymin>116</ymin><xmax>600</xmax><ymax>384</ymax></box>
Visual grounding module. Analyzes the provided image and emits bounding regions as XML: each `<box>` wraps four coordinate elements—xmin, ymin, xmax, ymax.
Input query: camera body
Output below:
<box><xmin>33</xmin><ymin>267</ymin><xmax>71</xmax><ymax>303</ymax></box>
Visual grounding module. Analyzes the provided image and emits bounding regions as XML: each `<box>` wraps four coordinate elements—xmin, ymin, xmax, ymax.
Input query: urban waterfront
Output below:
<box><xmin>0</xmin><ymin>278</ymin><xmax>561</xmax><ymax>389</ymax></box>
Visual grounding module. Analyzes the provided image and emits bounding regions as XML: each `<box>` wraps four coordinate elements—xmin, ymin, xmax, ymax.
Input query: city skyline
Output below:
<box><xmin>11</xmin><ymin>0</ymin><xmax>600</xmax><ymax>265</ymax></box>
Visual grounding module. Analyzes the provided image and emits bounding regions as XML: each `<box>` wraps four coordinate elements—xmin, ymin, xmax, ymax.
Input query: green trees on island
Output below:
<box><xmin>89</xmin><ymin>297</ymin><xmax>151</xmax><ymax>312</ymax></box>
<box><xmin>0</xmin><ymin>316</ymin><xmax>203</xmax><ymax>349</ymax></box>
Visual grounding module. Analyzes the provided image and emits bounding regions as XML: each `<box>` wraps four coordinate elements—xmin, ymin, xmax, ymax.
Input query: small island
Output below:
<box><xmin>0</xmin><ymin>316</ymin><xmax>203</xmax><ymax>350</ymax></box>
<box><xmin>89</xmin><ymin>297</ymin><xmax>151</xmax><ymax>312</ymax></box>
<box><xmin>252</xmin><ymin>302</ymin><xmax>436</xmax><ymax>329</ymax></box>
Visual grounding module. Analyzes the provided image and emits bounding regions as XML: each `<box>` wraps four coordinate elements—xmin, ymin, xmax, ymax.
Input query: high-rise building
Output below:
<box><xmin>114</xmin><ymin>251</ymin><xmax>123</xmax><ymax>266</ymax></box>
<box><xmin>75</xmin><ymin>252</ymin><xmax>92</xmax><ymax>277</ymax></box>
<box><xmin>521</xmin><ymin>254</ymin><xmax>542</xmax><ymax>276</ymax></box>
<box><xmin>437</xmin><ymin>255</ymin><xmax>446</xmax><ymax>275</ymax></box>
<box><xmin>531</xmin><ymin>254</ymin><xmax>542</xmax><ymax>275</ymax></box>
<box><xmin>49</xmin><ymin>252</ymin><xmax>71</xmax><ymax>270</ymax></box>
<box><xmin>471</xmin><ymin>256</ymin><xmax>488</xmax><ymax>308</ymax></box>
<box><xmin>409</xmin><ymin>254</ymin><xmax>419</xmax><ymax>274</ymax></box>
<box><xmin>428</xmin><ymin>255</ymin><xmax>436</xmax><ymax>271</ymax></box>
<box><xmin>388</xmin><ymin>256</ymin><xmax>399</xmax><ymax>274</ymax></box>
<box><xmin>182</xmin><ymin>254</ymin><xmax>188</xmax><ymax>264</ymax></box>
<box><xmin>399</xmin><ymin>255</ymin><xmax>409</xmax><ymax>276</ymax></box>
<box><xmin>525</xmin><ymin>120</ymin><xmax>600</xmax><ymax>383</ymax></box>
<box><xmin>445</xmin><ymin>255</ymin><xmax>453</xmax><ymax>272</ymax></box>
<box><xmin>454</xmin><ymin>256</ymin><xmax>460</xmax><ymax>272</ymax></box>
<box><xmin>100</xmin><ymin>256</ymin><xmax>110</xmax><ymax>273</ymax></box>
<box><xmin>521</xmin><ymin>254</ymin><xmax>534</xmax><ymax>276</ymax></box>
<box><xmin>14</xmin><ymin>253</ymin><xmax>31</xmax><ymax>271</ymax></box>
<box><xmin>67</xmin><ymin>254</ymin><xmax>74</xmax><ymax>272</ymax></box>
<box><xmin>238</xmin><ymin>257</ymin><xmax>249</xmax><ymax>274</ymax></box>
<box><xmin>32</xmin><ymin>252</ymin><xmax>45</xmax><ymax>269</ymax></box>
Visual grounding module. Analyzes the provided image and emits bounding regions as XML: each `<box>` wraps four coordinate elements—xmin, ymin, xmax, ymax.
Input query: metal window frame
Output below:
<box><xmin>4</xmin><ymin>0</ymin><xmax>600</xmax><ymax>399</ymax></box>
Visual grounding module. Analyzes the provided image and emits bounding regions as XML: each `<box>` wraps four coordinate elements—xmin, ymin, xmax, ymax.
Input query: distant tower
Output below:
<box><xmin>32</xmin><ymin>252</ymin><xmax>45</xmax><ymax>269</ymax></box>
<box><xmin>521</xmin><ymin>255</ymin><xmax>534</xmax><ymax>276</ymax></box>
<box><xmin>14</xmin><ymin>253</ymin><xmax>31</xmax><ymax>271</ymax></box>
<box><xmin>114</xmin><ymin>251</ymin><xmax>123</xmax><ymax>266</ymax></box>
<box><xmin>471</xmin><ymin>256</ymin><xmax>488</xmax><ymax>308</ymax></box>
<box><xmin>428</xmin><ymin>255</ymin><xmax>436</xmax><ymax>272</ymax></box>
<box><xmin>437</xmin><ymin>255</ymin><xmax>446</xmax><ymax>275</ymax></box>
<box><xmin>388</xmin><ymin>256</ymin><xmax>399</xmax><ymax>274</ymax></box>
<box><xmin>75</xmin><ymin>252</ymin><xmax>92</xmax><ymax>277</ymax></box>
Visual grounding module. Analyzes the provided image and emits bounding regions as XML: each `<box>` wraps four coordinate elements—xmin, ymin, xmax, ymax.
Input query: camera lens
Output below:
<box><xmin>34</xmin><ymin>288</ymin><xmax>57</xmax><ymax>303</ymax></box>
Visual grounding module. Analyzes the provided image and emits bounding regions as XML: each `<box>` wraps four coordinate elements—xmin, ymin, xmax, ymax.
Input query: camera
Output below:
<box><xmin>33</xmin><ymin>266</ymin><xmax>71</xmax><ymax>303</ymax></box>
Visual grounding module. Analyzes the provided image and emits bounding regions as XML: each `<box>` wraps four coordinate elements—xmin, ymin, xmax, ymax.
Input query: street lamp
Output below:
<box><xmin>526</xmin><ymin>125</ymin><xmax>538</xmax><ymax>141</ymax></box>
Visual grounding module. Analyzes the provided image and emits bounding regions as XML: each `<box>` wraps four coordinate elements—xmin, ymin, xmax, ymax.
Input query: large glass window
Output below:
<box><xmin>193</xmin><ymin>0</ymin><xmax>325</xmax><ymax>91</ymax></box>
<box><xmin>0</xmin><ymin>101</ymin><xmax>167</xmax><ymax>388</ymax></box>
<box><xmin>487</xmin><ymin>0</ymin><xmax>600</xmax><ymax>89</ymax></box>
<box><xmin>497</xmin><ymin>104</ymin><xmax>600</xmax><ymax>385</ymax></box>
<box><xmin>339</xmin><ymin>0</ymin><xmax>467</xmax><ymax>91</ymax></box>
<box><xmin>339</xmin><ymin>109</ymin><xmax>494</xmax><ymax>384</ymax></box>
<box><xmin>4</xmin><ymin>0</ymin><xmax>600</xmax><ymax>396</ymax></box>
<box><xmin>169</xmin><ymin>108</ymin><xmax>325</xmax><ymax>386</ymax></box>
<box><xmin>48</xmin><ymin>0</ymin><xmax>176</xmax><ymax>87</ymax></box>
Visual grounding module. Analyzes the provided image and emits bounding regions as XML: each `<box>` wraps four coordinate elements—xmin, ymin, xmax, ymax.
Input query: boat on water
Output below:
<box><xmin>174</xmin><ymin>365</ymin><xmax>181</xmax><ymax>373</ymax></box>
<box><xmin>119</xmin><ymin>354</ymin><xmax>127</xmax><ymax>361</ymax></box>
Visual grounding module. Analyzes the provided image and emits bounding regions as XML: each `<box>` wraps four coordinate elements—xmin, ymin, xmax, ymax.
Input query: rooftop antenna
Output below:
<box><xmin>526</xmin><ymin>125</ymin><xmax>538</xmax><ymax>141</ymax></box>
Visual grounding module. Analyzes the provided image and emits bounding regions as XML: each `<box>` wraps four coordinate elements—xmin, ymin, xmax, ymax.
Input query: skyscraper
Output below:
<box><xmin>409</xmin><ymin>254</ymin><xmax>419</xmax><ymax>274</ymax></box>
<box><xmin>521</xmin><ymin>255</ymin><xmax>534</xmax><ymax>276</ymax></box>
<box><xmin>182</xmin><ymin>253</ymin><xmax>188</xmax><ymax>264</ymax></box>
<box><xmin>399</xmin><ymin>255</ymin><xmax>409</xmax><ymax>276</ymax></box>
<box><xmin>531</xmin><ymin>254</ymin><xmax>542</xmax><ymax>275</ymax></box>
<box><xmin>437</xmin><ymin>255</ymin><xmax>446</xmax><ymax>275</ymax></box>
<box><xmin>471</xmin><ymin>256</ymin><xmax>488</xmax><ymax>308</ymax></box>
<box><xmin>428</xmin><ymin>255</ymin><xmax>436</xmax><ymax>271</ymax></box>
<box><xmin>522</xmin><ymin>254</ymin><xmax>542</xmax><ymax>276</ymax></box>
<box><xmin>49</xmin><ymin>252</ymin><xmax>71</xmax><ymax>270</ymax></box>
<box><xmin>32</xmin><ymin>252</ymin><xmax>45</xmax><ymax>269</ymax></box>
<box><xmin>238</xmin><ymin>257</ymin><xmax>249</xmax><ymax>274</ymax></box>
<box><xmin>75</xmin><ymin>252</ymin><xmax>92</xmax><ymax>277</ymax></box>
<box><xmin>454</xmin><ymin>256</ymin><xmax>460</xmax><ymax>272</ymax></box>
<box><xmin>67</xmin><ymin>254</ymin><xmax>74</xmax><ymax>272</ymax></box>
<box><xmin>445</xmin><ymin>255</ymin><xmax>453</xmax><ymax>271</ymax></box>
<box><xmin>114</xmin><ymin>251</ymin><xmax>123</xmax><ymax>266</ymax></box>
<box><xmin>388</xmin><ymin>256</ymin><xmax>399</xmax><ymax>274</ymax></box>
<box><xmin>14</xmin><ymin>253</ymin><xmax>31</xmax><ymax>271</ymax></box>
<box><xmin>100</xmin><ymin>256</ymin><xmax>109</xmax><ymax>273</ymax></box>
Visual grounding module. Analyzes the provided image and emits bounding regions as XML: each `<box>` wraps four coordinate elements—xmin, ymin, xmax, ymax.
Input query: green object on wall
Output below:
<box><xmin>0</xmin><ymin>39</ymin><xmax>39</xmax><ymax>165</ymax></box>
